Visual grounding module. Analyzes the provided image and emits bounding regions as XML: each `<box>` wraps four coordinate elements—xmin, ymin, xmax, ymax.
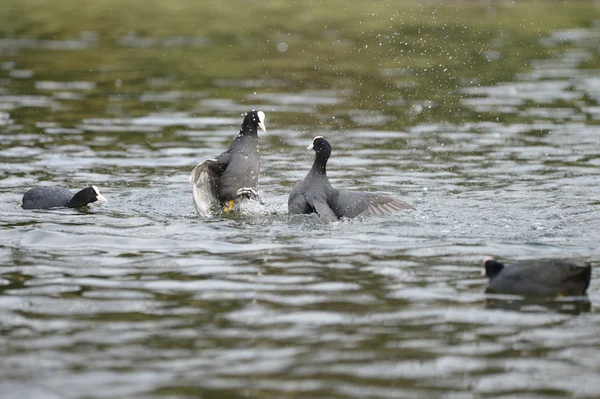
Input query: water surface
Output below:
<box><xmin>1</xmin><ymin>2</ymin><xmax>600</xmax><ymax>398</ymax></box>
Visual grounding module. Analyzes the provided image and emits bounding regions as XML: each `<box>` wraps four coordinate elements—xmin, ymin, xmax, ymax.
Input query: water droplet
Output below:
<box><xmin>277</xmin><ymin>42</ymin><xmax>288</xmax><ymax>53</ymax></box>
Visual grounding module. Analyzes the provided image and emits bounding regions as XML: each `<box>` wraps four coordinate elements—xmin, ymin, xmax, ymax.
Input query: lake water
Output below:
<box><xmin>1</xmin><ymin>3</ymin><xmax>600</xmax><ymax>398</ymax></box>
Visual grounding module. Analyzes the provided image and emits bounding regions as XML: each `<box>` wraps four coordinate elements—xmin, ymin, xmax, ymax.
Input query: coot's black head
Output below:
<box><xmin>307</xmin><ymin>136</ymin><xmax>331</xmax><ymax>166</ymax></box>
<box><xmin>67</xmin><ymin>186</ymin><xmax>108</xmax><ymax>208</ymax></box>
<box><xmin>241</xmin><ymin>110</ymin><xmax>266</xmax><ymax>133</ymax></box>
<box><xmin>482</xmin><ymin>256</ymin><xmax>504</xmax><ymax>279</ymax></box>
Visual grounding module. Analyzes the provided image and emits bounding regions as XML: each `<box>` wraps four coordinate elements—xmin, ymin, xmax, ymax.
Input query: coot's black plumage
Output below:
<box><xmin>288</xmin><ymin>136</ymin><xmax>414</xmax><ymax>222</ymax></box>
<box><xmin>189</xmin><ymin>110</ymin><xmax>266</xmax><ymax>218</ymax></box>
<box><xmin>482</xmin><ymin>257</ymin><xmax>591</xmax><ymax>297</ymax></box>
<box><xmin>22</xmin><ymin>185</ymin><xmax>108</xmax><ymax>209</ymax></box>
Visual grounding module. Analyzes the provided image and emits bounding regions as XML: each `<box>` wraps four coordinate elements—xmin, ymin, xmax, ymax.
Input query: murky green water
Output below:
<box><xmin>1</xmin><ymin>1</ymin><xmax>600</xmax><ymax>398</ymax></box>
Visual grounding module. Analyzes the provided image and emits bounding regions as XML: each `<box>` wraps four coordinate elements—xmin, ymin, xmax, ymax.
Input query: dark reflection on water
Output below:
<box><xmin>1</xmin><ymin>6</ymin><xmax>600</xmax><ymax>399</ymax></box>
<box><xmin>484</xmin><ymin>295</ymin><xmax>592</xmax><ymax>315</ymax></box>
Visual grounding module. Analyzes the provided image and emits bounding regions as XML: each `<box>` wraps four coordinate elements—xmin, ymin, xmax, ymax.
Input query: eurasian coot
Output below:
<box><xmin>482</xmin><ymin>257</ymin><xmax>591</xmax><ymax>297</ymax></box>
<box><xmin>189</xmin><ymin>110</ymin><xmax>266</xmax><ymax>218</ymax></box>
<box><xmin>288</xmin><ymin>136</ymin><xmax>414</xmax><ymax>222</ymax></box>
<box><xmin>22</xmin><ymin>185</ymin><xmax>108</xmax><ymax>209</ymax></box>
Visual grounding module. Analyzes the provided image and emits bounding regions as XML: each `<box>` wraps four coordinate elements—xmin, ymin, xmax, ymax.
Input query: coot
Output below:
<box><xmin>288</xmin><ymin>136</ymin><xmax>414</xmax><ymax>222</ymax></box>
<box><xmin>482</xmin><ymin>257</ymin><xmax>591</xmax><ymax>297</ymax></box>
<box><xmin>189</xmin><ymin>110</ymin><xmax>266</xmax><ymax>218</ymax></box>
<box><xmin>22</xmin><ymin>185</ymin><xmax>108</xmax><ymax>209</ymax></box>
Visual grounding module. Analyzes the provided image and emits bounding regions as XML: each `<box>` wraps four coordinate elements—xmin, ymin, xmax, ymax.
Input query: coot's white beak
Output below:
<box><xmin>257</xmin><ymin>111</ymin><xmax>266</xmax><ymax>132</ymax></box>
<box><xmin>96</xmin><ymin>194</ymin><xmax>108</xmax><ymax>203</ymax></box>
<box><xmin>92</xmin><ymin>185</ymin><xmax>108</xmax><ymax>204</ymax></box>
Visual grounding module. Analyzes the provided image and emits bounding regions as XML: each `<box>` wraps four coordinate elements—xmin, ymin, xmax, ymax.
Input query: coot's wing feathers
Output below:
<box><xmin>334</xmin><ymin>190</ymin><xmax>413</xmax><ymax>219</ymax></box>
<box><xmin>305</xmin><ymin>193</ymin><xmax>339</xmax><ymax>223</ymax></box>
<box><xmin>218</xmin><ymin>148</ymin><xmax>260</xmax><ymax>201</ymax></box>
<box><xmin>22</xmin><ymin>186</ymin><xmax>73</xmax><ymax>209</ymax></box>
<box><xmin>189</xmin><ymin>156</ymin><xmax>228</xmax><ymax>217</ymax></box>
<box><xmin>356</xmin><ymin>194</ymin><xmax>415</xmax><ymax>217</ymax></box>
<box><xmin>507</xmin><ymin>260</ymin><xmax>584</xmax><ymax>283</ymax></box>
<box><xmin>488</xmin><ymin>265</ymin><xmax>559</xmax><ymax>296</ymax></box>
<box><xmin>288</xmin><ymin>182</ymin><xmax>309</xmax><ymax>215</ymax></box>
<box><xmin>287</xmin><ymin>181</ymin><xmax>337</xmax><ymax>222</ymax></box>
<box><xmin>495</xmin><ymin>260</ymin><xmax>591</xmax><ymax>296</ymax></box>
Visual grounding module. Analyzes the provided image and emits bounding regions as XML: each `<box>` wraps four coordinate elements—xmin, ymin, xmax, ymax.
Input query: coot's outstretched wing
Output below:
<box><xmin>189</xmin><ymin>156</ymin><xmax>228</xmax><ymax>218</ymax></box>
<box><xmin>306</xmin><ymin>193</ymin><xmax>339</xmax><ymax>223</ymax></box>
<box><xmin>335</xmin><ymin>190</ymin><xmax>414</xmax><ymax>219</ymax></box>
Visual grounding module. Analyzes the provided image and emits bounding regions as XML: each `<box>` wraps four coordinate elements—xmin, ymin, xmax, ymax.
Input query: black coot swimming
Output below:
<box><xmin>482</xmin><ymin>257</ymin><xmax>591</xmax><ymax>297</ymax></box>
<box><xmin>22</xmin><ymin>185</ymin><xmax>108</xmax><ymax>209</ymax></box>
<box><xmin>189</xmin><ymin>110</ymin><xmax>266</xmax><ymax>218</ymax></box>
<box><xmin>288</xmin><ymin>136</ymin><xmax>414</xmax><ymax>222</ymax></box>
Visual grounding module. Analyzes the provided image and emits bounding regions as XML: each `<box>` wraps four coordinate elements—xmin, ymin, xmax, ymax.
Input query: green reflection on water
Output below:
<box><xmin>1</xmin><ymin>1</ymin><xmax>599</xmax><ymax>131</ymax></box>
